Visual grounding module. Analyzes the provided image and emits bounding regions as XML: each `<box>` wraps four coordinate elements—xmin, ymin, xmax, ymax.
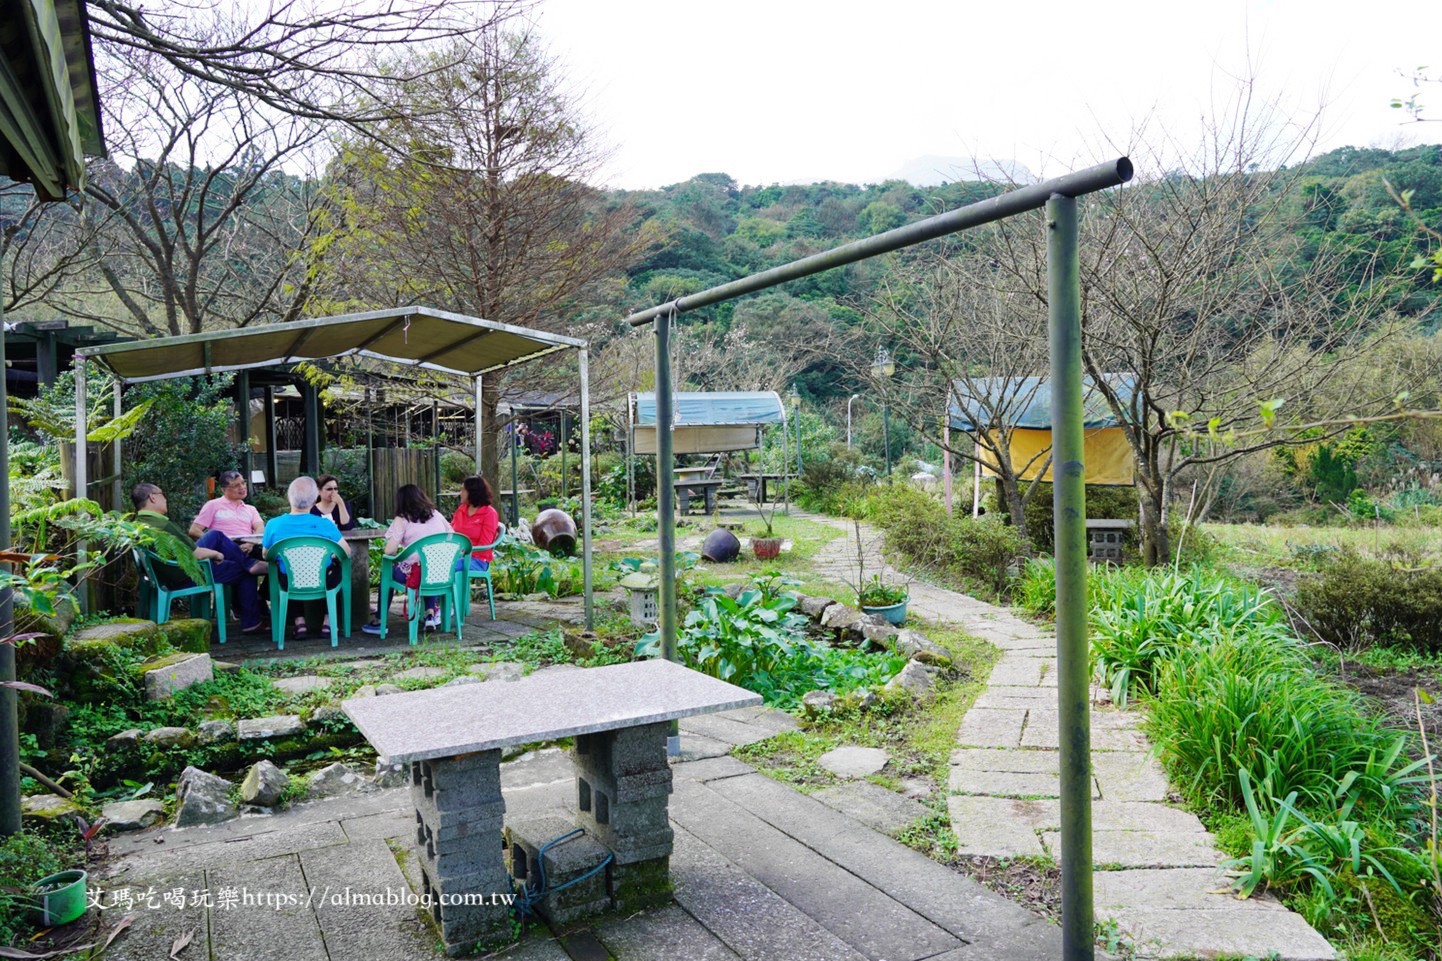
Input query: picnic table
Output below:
<box><xmin>343</xmin><ymin>660</ymin><xmax>760</xmax><ymax>953</ymax></box>
<box><xmin>737</xmin><ymin>472</ymin><xmax>786</xmax><ymax>504</ymax></box>
<box><xmin>675</xmin><ymin>477</ymin><xmax>723</xmax><ymax>514</ymax></box>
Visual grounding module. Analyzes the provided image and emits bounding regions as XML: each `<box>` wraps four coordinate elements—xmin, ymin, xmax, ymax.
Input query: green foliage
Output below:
<box><xmin>492</xmin><ymin>540</ymin><xmax>582</xmax><ymax>598</ymax></box>
<box><xmin>1020</xmin><ymin>483</ymin><xmax>1138</xmax><ymax>554</ymax></box>
<box><xmin>122</xmin><ymin>376</ymin><xmax>245</xmax><ymax>523</ymax></box>
<box><xmin>1292</xmin><ymin>547</ymin><xmax>1442</xmax><ymax>654</ymax></box>
<box><xmin>1014</xmin><ymin>556</ymin><xmax>1057</xmax><ymax>618</ymax></box>
<box><xmin>0</xmin><ymin>830</ymin><xmax>71</xmax><ymax>943</ymax></box>
<box><xmin>858</xmin><ymin>575</ymin><xmax>907</xmax><ymax>607</ymax></box>
<box><xmin>869</xmin><ymin>485</ymin><xmax>1025</xmax><ymax>599</ymax></box>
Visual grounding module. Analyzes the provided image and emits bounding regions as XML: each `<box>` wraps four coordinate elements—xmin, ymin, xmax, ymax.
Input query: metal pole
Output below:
<box><xmin>883</xmin><ymin>403</ymin><xmax>891</xmax><ymax>479</ymax></box>
<box><xmin>579</xmin><ymin>350</ymin><xmax>594</xmax><ymax>631</ymax></box>
<box><xmin>366</xmin><ymin>387</ymin><xmax>375</xmax><ymax>519</ymax></box>
<box><xmin>509</xmin><ymin>414</ymin><xmax>520</xmax><ymax>528</ymax></box>
<box><xmin>432</xmin><ymin>399</ymin><xmax>441</xmax><ymax>499</ymax></box>
<box><xmin>626</xmin><ymin>396</ymin><xmax>635</xmax><ymax>516</ymax></box>
<box><xmin>943</xmin><ymin>418</ymin><xmax>952</xmax><ymax>514</ymax></box>
<box><xmin>654</xmin><ymin>312</ymin><xmax>679</xmax><ymax>756</ymax></box>
<box><xmin>0</xmin><ymin>302</ymin><xmax>19</xmax><ymax>836</ymax></box>
<box><xmin>973</xmin><ymin>442</ymin><xmax>983</xmax><ymax>519</ymax></box>
<box><xmin>236</xmin><ymin>369</ymin><xmax>251</xmax><ymax>486</ymax></box>
<box><xmin>626</xmin><ymin>159</ymin><xmax>1133</xmax><ymax>329</ymax></box>
<box><xmin>1048</xmin><ymin>193</ymin><xmax>1093</xmax><ymax>961</ymax></box>
<box><xmin>474</xmin><ymin>376</ymin><xmax>484</xmax><ymax>473</ymax></box>
<box><xmin>795</xmin><ymin>404</ymin><xmax>803</xmax><ymax>476</ymax></box>
<box><xmin>264</xmin><ymin>386</ymin><xmax>278</xmax><ymax>491</ymax></box>
<box><xmin>112</xmin><ymin>382</ymin><xmax>124</xmax><ymax>510</ymax></box>
<box><xmin>847</xmin><ymin>394</ymin><xmax>857</xmax><ymax>449</ymax></box>
<box><xmin>74</xmin><ymin>357</ymin><xmax>88</xmax><ymax>614</ymax></box>
<box><xmin>560</xmin><ymin>409</ymin><xmax>568</xmax><ymax>500</ymax></box>
<box><xmin>782</xmin><ymin>416</ymin><xmax>790</xmax><ymax>516</ymax></box>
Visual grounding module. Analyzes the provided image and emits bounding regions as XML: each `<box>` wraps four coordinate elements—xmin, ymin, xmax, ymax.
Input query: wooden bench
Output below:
<box><xmin>343</xmin><ymin>660</ymin><xmax>759</xmax><ymax>953</ymax></box>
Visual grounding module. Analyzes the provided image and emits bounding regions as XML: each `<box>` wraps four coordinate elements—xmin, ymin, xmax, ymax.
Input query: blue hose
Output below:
<box><xmin>514</xmin><ymin>828</ymin><xmax>613</xmax><ymax>920</ymax></box>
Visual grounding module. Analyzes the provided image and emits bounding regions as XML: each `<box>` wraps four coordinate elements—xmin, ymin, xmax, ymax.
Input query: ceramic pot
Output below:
<box><xmin>751</xmin><ymin>536</ymin><xmax>782</xmax><ymax>561</ymax></box>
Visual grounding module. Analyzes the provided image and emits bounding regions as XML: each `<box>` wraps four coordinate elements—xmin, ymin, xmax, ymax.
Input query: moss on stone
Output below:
<box><xmin>162</xmin><ymin>619</ymin><xmax>213</xmax><ymax>654</ymax></box>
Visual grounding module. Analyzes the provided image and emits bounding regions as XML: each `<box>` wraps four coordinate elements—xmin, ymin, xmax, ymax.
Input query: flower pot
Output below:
<box><xmin>862</xmin><ymin>599</ymin><xmax>908</xmax><ymax>625</ymax></box>
<box><xmin>30</xmin><ymin>869</ymin><xmax>87</xmax><ymax>926</ymax></box>
<box><xmin>751</xmin><ymin>536</ymin><xmax>783</xmax><ymax>561</ymax></box>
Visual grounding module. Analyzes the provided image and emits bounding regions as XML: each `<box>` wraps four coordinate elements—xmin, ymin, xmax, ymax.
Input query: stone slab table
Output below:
<box><xmin>343</xmin><ymin>660</ymin><xmax>761</xmax><ymax>954</ymax></box>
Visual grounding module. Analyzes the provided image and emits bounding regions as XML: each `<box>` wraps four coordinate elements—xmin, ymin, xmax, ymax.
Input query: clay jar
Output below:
<box><xmin>701</xmin><ymin>528</ymin><xmax>740</xmax><ymax>563</ymax></box>
<box><xmin>531</xmin><ymin>508</ymin><xmax>578</xmax><ymax>556</ymax></box>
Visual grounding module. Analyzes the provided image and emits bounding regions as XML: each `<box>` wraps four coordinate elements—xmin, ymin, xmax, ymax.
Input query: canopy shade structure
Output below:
<box><xmin>949</xmin><ymin>374</ymin><xmax>1137</xmax><ymax>487</ymax></box>
<box><xmin>75</xmin><ymin>306</ymin><xmax>585</xmax><ymax>383</ymax></box>
<box><xmin>0</xmin><ymin>0</ymin><xmax>104</xmax><ymax>199</ymax></box>
<box><xmin>631</xmin><ymin>390</ymin><xmax>785</xmax><ymax>456</ymax></box>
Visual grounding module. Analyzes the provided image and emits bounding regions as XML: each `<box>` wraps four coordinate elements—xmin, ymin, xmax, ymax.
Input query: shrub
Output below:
<box><xmin>1020</xmin><ymin>484</ymin><xmax>1138</xmax><ymax>553</ymax></box>
<box><xmin>0</xmin><ymin>830</ymin><xmax>70</xmax><ymax>943</ymax></box>
<box><xmin>1292</xmin><ymin>547</ymin><xmax>1442</xmax><ymax>654</ymax></box>
<box><xmin>122</xmin><ymin>376</ymin><xmax>245</xmax><ymax>523</ymax></box>
<box><xmin>1015</xmin><ymin>557</ymin><xmax>1057</xmax><ymax>618</ymax></box>
<box><xmin>869</xmin><ymin>485</ymin><xmax>1025</xmax><ymax>598</ymax></box>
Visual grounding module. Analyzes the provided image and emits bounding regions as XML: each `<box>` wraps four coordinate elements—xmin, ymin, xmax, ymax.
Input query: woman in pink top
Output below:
<box><xmin>190</xmin><ymin>470</ymin><xmax>265</xmax><ymax>558</ymax></box>
<box><xmin>362</xmin><ymin>484</ymin><xmax>452</xmax><ymax>634</ymax></box>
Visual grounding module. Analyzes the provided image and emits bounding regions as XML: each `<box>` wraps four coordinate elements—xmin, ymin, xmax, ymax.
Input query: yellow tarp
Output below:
<box><xmin>979</xmin><ymin>427</ymin><xmax>1134</xmax><ymax>486</ymax></box>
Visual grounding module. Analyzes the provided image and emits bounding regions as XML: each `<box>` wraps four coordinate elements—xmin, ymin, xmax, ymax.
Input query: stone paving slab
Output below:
<box><xmin>671</xmin><ymin>825</ymin><xmax>869</xmax><ymax>961</ymax></box>
<box><xmin>956</xmin><ymin>708</ymin><xmax>1027</xmax><ymax>748</ymax></box>
<box><xmin>1092</xmin><ymin>866</ymin><xmax>1266</xmax><ymax>911</ymax></box>
<box><xmin>675</xmin><ymin>731</ymin><xmax>734</xmax><ymax>760</ymax></box>
<box><xmin>985</xmin><ymin>656</ymin><xmax>1055</xmax><ymax>687</ymax></box>
<box><xmin>948</xmin><ymin>795</ymin><xmax>1049</xmax><ymax>857</ymax></box>
<box><xmin>208</xmin><ymin>855</ymin><xmax>329</xmax><ymax>961</ymax></box>
<box><xmin>299</xmin><ymin>839</ymin><xmax>432</xmax><ymax>961</ymax></box>
<box><xmin>969</xmin><ymin>686</ymin><xmax>1056</xmax><ymax>710</ymax></box>
<box><xmin>673</xmin><ymin>755</ymin><xmax>756</xmax><ymax>783</ymax></box>
<box><xmin>678</xmin><ymin>711</ymin><xmax>775</xmax><ymax>746</ymax></box>
<box><xmin>949</xmin><ymin>766</ymin><xmax>1097</xmax><ymax>799</ymax></box>
<box><xmin>950</xmin><ymin>747</ymin><xmax>1060</xmax><ymax>773</ymax></box>
<box><xmin>594</xmin><ymin>904</ymin><xmax>742</xmax><ymax>961</ymax></box>
<box><xmin>669</xmin><ymin>777</ymin><xmax>964</xmax><ymax>961</ymax></box>
<box><xmin>1020</xmin><ymin>708</ymin><xmax>1148</xmax><ymax>751</ymax></box>
<box><xmin>707</xmin><ymin>773</ymin><xmax>1060</xmax><ymax>952</ymax></box>
<box><xmin>1091</xmin><ymin>801</ymin><xmax>1206</xmax><ymax>834</ymax></box>
<box><xmin>1092</xmin><ymin>751</ymin><xmax>1172</xmax><ymax>802</ymax></box>
<box><xmin>102</xmin><ymin>869</ymin><xmax>208</xmax><ymax>961</ymax></box>
<box><xmin>811</xmin><ymin>780</ymin><xmax>929</xmax><ymax>835</ymax></box>
<box><xmin>1041</xmin><ymin>828</ymin><xmax>1222</xmax><ymax>868</ymax></box>
<box><xmin>1109</xmin><ymin>908</ymin><xmax>1336</xmax><ymax>961</ymax></box>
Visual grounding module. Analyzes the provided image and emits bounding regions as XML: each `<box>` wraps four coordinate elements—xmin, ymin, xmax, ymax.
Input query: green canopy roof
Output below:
<box><xmin>633</xmin><ymin>391</ymin><xmax>786</xmax><ymax>427</ymax></box>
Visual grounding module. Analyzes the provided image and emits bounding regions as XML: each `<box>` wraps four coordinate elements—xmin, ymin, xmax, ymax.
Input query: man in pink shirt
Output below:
<box><xmin>190</xmin><ymin>470</ymin><xmax>265</xmax><ymax>557</ymax></box>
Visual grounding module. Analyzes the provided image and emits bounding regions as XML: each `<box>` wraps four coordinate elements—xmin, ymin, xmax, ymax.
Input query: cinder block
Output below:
<box><xmin>593</xmin><ymin>827</ymin><xmax>674</xmax><ymax>866</ymax></box>
<box><xmin>413</xmin><ymin>783</ymin><xmax>507</xmax><ymax>824</ymax></box>
<box><xmin>416</xmin><ymin>807</ymin><xmax>507</xmax><ymax>848</ymax></box>
<box><xmin>412</xmin><ymin>751</ymin><xmax>503</xmax><ymax>802</ymax></box>
<box><xmin>574</xmin><ymin>723</ymin><xmax>668</xmax><ymax>778</ymax></box>
<box><xmin>505</xmin><ymin>816</ymin><xmax>611</xmax><ymax>925</ymax></box>
<box><xmin>609</xmin><ymin>856</ymin><xmax>672</xmax><ymax>911</ymax></box>
<box><xmin>418</xmin><ymin>860</ymin><xmax>514</xmax><ymax>955</ymax></box>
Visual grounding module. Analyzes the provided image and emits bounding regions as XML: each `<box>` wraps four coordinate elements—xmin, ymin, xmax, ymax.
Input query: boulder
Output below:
<box><xmin>721</xmin><ymin>582</ymin><xmax>745</xmax><ymax>599</ymax></box>
<box><xmin>143</xmin><ymin>726</ymin><xmax>193</xmax><ymax>749</ymax></box>
<box><xmin>818</xmin><ymin>746</ymin><xmax>890</xmax><ymax>778</ymax></box>
<box><xmin>700</xmin><ymin>528</ymin><xmax>740</xmax><ymax>563</ymax></box>
<box><xmin>373</xmin><ymin>758</ymin><xmax>408</xmax><ymax>789</ymax></box>
<box><xmin>470</xmin><ymin>662</ymin><xmax>523</xmax><ymax>683</ymax></box>
<box><xmin>307</xmin><ymin>761</ymin><xmax>365</xmax><ymax>798</ymax></box>
<box><xmin>884</xmin><ymin>660</ymin><xmax>937</xmax><ymax>702</ymax></box>
<box><xmin>801</xmin><ymin>690</ymin><xmax>839</xmax><ymax>717</ymax></box>
<box><xmin>858</xmin><ymin>618</ymin><xmax>899</xmax><ymax>649</ymax></box>
<box><xmin>310</xmin><ymin>705</ymin><xmax>348</xmax><ymax>724</ymax></box>
<box><xmin>196</xmin><ymin>720</ymin><xmax>235</xmax><ymax>745</ymax></box>
<box><xmin>141</xmin><ymin>652</ymin><xmax>214</xmax><ymax>700</ymax></box>
<box><xmin>375</xmin><ymin>683</ymin><xmax>404</xmax><ymax>696</ymax></box>
<box><xmin>106</xmin><ymin>728</ymin><xmax>142</xmax><ymax>750</ymax></box>
<box><xmin>160</xmin><ymin>618</ymin><xmax>213</xmax><ymax>654</ymax></box>
<box><xmin>272</xmin><ymin>674</ymin><xmax>331</xmax><ymax>695</ymax></box>
<box><xmin>798</xmin><ymin>595</ymin><xmax>835</xmax><ymax>618</ymax></box>
<box><xmin>820</xmin><ymin>604</ymin><xmax>865</xmax><ymax>633</ymax></box>
<box><xmin>894</xmin><ymin>630</ymin><xmax>953</xmax><ymax>668</ymax></box>
<box><xmin>352</xmin><ymin>684</ymin><xmax>378</xmax><ymax>698</ymax></box>
<box><xmin>103</xmin><ymin>799</ymin><xmax>165</xmax><ymax>832</ymax></box>
<box><xmin>21</xmin><ymin>793</ymin><xmax>83</xmax><ymax>821</ymax></box>
<box><xmin>236</xmin><ymin>715</ymin><xmax>304</xmax><ymax>740</ymax></box>
<box><xmin>174</xmin><ymin>767</ymin><xmax>237</xmax><ymax>828</ymax></box>
<box><xmin>239</xmin><ymin>760</ymin><xmax>289</xmax><ymax>807</ymax></box>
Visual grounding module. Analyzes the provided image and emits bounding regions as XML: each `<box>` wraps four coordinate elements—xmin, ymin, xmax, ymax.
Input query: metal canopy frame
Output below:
<box><xmin>624</xmin><ymin>158</ymin><xmax>1134</xmax><ymax>961</ymax></box>
<box><xmin>70</xmin><ymin>305</ymin><xmax>597</xmax><ymax>629</ymax></box>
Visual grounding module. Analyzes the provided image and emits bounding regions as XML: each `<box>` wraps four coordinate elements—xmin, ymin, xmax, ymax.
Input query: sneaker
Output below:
<box><xmin>424</xmin><ymin>611</ymin><xmax>441</xmax><ymax>630</ymax></box>
<box><xmin>361</xmin><ymin>621</ymin><xmax>383</xmax><ymax>635</ymax></box>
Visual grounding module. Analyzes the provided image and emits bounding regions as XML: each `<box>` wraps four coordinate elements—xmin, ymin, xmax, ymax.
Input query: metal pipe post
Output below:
<box><xmin>74</xmin><ymin>357</ymin><xmax>88</xmax><ymax>614</ymax></box>
<box><xmin>432</xmin><ymin>400</ymin><xmax>441</xmax><ymax>497</ymax></box>
<box><xmin>236</xmin><ymin>370</ymin><xmax>251</xmax><ymax>486</ymax></box>
<box><xmin>509</xmin><ymin>418</ymin><xmax>520</xmax><ymax>527</ymax></box>
<box><xmin>943</xmin><ymin>419</ymin><xmax>952</xmax><ymax>514</ymax></box>
<box><xmin>474</xmin><ymin>376</ymin><xmax>484</xmax><ymax>473</ymax></box>
<box><xmin>655</xmin><ymin>314</ymin><xmax>677</xmax><ymax>667</ymax></box>
<box><xmin>626</xmin><ymin>398</ymin><xmax>635</xmax><ymax>515</ymax></box>
<box><xmin>578</xmin><ymin>350</ymin><xmax>594</xmax><ymax>631</ymax></box>
<box><xmin>882</xmin><ymin>404</ymin><xmax>892</xmax><ymax>478</ymax></box>
<box><xmin>1048</xmin><ymin>193</ymin><xmax>1093</xmax><ymax>960</ymax></box>
<box><xmin>113</xmin><ymin>382</ymin><xmax>124</xmax><ymax>510</ymax></box>
<box><xmin>264</xmin><ymin>386</ymin><xmax>278</xmax><ymax>490</ymax></box>
<box><xmin>560</xmin><ymin>409</ymin><xmax>568</xmax><ymax>500</ymax></box>
<box><xmin>0</xmin><ymin>306</ymin><xmax>18</xmax><ymax>835</ymax></box>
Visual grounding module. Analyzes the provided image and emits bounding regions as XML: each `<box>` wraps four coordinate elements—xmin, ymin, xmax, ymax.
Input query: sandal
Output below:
<box><xmin>293</xmin><ymin>621</ymin><xmax>309</xmax><ymax>639</ymax></box>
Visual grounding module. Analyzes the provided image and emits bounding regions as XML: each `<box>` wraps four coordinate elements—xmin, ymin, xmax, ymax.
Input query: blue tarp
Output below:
<box><xmin>634</xmin><ymin>391</ymin><xmax>786</xmax><ymax>427</ymax></box>
<box><xmin>948</xmin><ymin>374</ymin><xmax>1136</xmax><ymax>431</ymax></box>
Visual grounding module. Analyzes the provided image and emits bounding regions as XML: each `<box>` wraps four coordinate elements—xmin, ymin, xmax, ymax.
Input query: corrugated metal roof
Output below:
<box><xmin>948</xmin><ymin>373</ymin><xmax>1136</xmax><ymax>431</ymax></box>
<box><xmin>633</xmin><ymin>391</ymin><xmax>786</xmax><ymax>426</ymax></box>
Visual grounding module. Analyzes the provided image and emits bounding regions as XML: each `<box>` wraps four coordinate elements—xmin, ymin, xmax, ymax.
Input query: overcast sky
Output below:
<box><xmin>533</xmin><ymin>0</ymin><xmax>1442</xmax><ymax>190</ymax></box>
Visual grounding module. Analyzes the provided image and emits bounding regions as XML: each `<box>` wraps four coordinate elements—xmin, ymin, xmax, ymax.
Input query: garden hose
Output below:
<box><xmin>513</xmin><ymin>827</ymin><xmax>613</xmax><ymax>921</ymax></box>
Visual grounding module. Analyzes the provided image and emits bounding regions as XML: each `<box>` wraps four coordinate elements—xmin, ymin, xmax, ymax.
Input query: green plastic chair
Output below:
<box><xmin>266</xmin><ymin>536</ymin><xmax>351</xmax><ymax>650</ymax></box>
<box><xmin>378</xmin><ymin>532</ymin><xmax>470</xmax><ymax>645</ymax></box>
<box><xmin>462</xmin><ymin>524</ymin><xmax>507</xmax><ymax>621</ymax></box>
<box><xmin>132</xmin><ymin>548</ymin><xmax>229</xmax><ymax>644</ymax></box>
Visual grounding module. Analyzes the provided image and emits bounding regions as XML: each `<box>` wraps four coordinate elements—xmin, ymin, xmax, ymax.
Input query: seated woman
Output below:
<box><xmin>451</xmin><ymin>475</ymin><xmax>499</xmax><ymax>573</ymax></box>
<box><xmin>190</xmin><ymin>469</ymin><xmax>265</xmax><ymax>560</ymax></box>
<box><xmin>362</xmin><ymin>484</ymin><xmax>452</xmax><ymax>634</ymax></box>
<box><xmin>262</xmin><ymin>476</ymin><xmax>350</xmax><ymax>639</ymax></box>
<box><xmin>311</xmin><ymin>474</ymin><xmax>356</xmax><ymax>531</ymax></box>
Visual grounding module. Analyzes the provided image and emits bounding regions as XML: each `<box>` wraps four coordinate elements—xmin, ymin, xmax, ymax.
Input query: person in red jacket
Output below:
<box><xmin>451</xmin><ymin>475</ymin><xmax>500</xmax><ymax>572</ymax></box>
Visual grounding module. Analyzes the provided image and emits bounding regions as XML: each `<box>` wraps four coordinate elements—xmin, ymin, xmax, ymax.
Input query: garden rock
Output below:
<box><xmin>799</xmin><ymin>595</ymin><xmax>835</xmax><ymax>618</ymax></box>
<box><xmin>818</xmin><ymin>746</ymin><xmax>889</xmax><ymax>778</ymax></box>
<box><xmin>471</xmin><ymin>662</ymin><xmax>523</xmax><ymax>682</ymax></box>
<box><xmin>174</xmin><ymin>767</ymin><xmax>237</xmax><ymax>828</ymax></box>
<box><xmin>310</xmin><ymin>705</ymin><xmax>348</xmax><ymax>724</ymax></box>
<box><xmin>240</xmin><ymin>760</ymin><xmax>289</xmax><ymax>807</ymax></box>
<box><xmin>802</xmin><ymin>690</ymin><xmax>839</xmax><ymax>717</ymax></box>
<box><xmin>820</xmin><ymin>603</ymin><xmax>865</xmax><ymax>633</ymax></box>
<box><xmin>352</xmin><ymin>684</ymin><xmax>378</xmax><ymax>698</ymax></box>
<box><xmin>196</xmin><ymin>720</ymin><xmax>235</xmax><ymax>744</ymax></box>
<box><xmin>21</xmin><ymin>794</ymin><xmax>83</xmax><ymax>820</ymax></box>
<box><xmin>307</xmin><ymin>761</ymin><xmax>366</xmax><ymax>798</ymax></box>
<box><xmin>851</xmin><ymin>688</ymin><xmax>881</xmax><ymax>711</ymax></box>
<box><xmin>391</xmin><ymin>666</ymin><xmax>445</xmax><ymax>681</ymax></box>
<box><xmin>859</xmin><ymin>619</ymin><xmax>899</xmax><ymax>648</ymax></box>
<box><xmin>236</xmin><ymin>715</ymin><xmax>304</xmax><ymax>740</ymax></box>
<box><xmin>26</xmin><ymin>702</ymin><xmax>69</xmax><ymax>750</ymax></box>
<box><xmin>103</xmin><ymin>799</ymin><xmax>165</xmax><ymax>832</ymax></box>
<box><xmin>143</xmin><ymin>726</ymin><xmax>193</xmax><ymax>748</ymax></box>
<box><xmin>141</xmin><ymin>652</ymin><xmax>213</xmax><ymax>700</ymax></box>
<box><xmin>885</xmin><ymin>660</ymin><xmax>937</xmax><ymax>702</ymax></box>
<box><xmin>106</xmin><ymin>728</ymin><xmax>142</xmax><ymax>750</ymax></box>
<box><xmin>375</xmin><ymin>683</ymin><xmax>404</xmax><ymax>696</ymax></box>
<box><xmin>272</xmin><ymin>674</ymin><xmax>331</xmax><ymax>695</ymax></box>
<box><xmin>443</xmin><ymin>675</ymin><xmax>482</xmax><ymax>686</ymax></box>
<box><xmin>910</xmin><ymin>472</ymin><xmax>938</xmax><ymax>489</ymax></box>
<box><xmin>895</xmin><ymin>630</ymin><xmax>953</xmax><ymax>668</ymax></box>
<box><xmin>721</xmin><ymin>582</ymin><xmax>745</xmax><ymax>599</ymax></box>
<box><xmin>373</xmin><ymin>758</ymin><xmax>408</xmax><ymax>789</ymax></box>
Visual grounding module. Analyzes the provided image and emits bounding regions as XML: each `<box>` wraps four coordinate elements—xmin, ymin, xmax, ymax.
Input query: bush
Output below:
<box><xmin>0</xmin><ymin>830</ymin><xmax>70</xmax><ymax>943</ymax></box>
<box><xmin>869</xmin><ymin>485</ymin><xmax>1025</xmax><ymax>598</ymax></box>
<box><xmin>122</xmin><ymin>377</ymin><xmax>245</xmax><ymax>523</ymax></box>
<box><xmin>1020</xmin><ymin>483</ymin><xmax>1139</xmax><ymax>553</ymax></box>
<box><xmin>1292</xmin><ymin>547</ymin><xmax>1442</xmax><ymax>654</ymax></box>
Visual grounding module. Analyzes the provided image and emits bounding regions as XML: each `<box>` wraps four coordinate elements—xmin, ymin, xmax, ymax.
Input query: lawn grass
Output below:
<box><xmin>1204</xmin><ymin>521</ymin><xmax>1442</xmax><ymax>568</ymax></box>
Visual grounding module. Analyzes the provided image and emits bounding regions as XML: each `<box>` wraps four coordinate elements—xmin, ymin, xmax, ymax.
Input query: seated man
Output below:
<box><xmin>190</xmin><ymin>470</ymin><xmax>265</xmax><ymax>559</ymax></box>
<box><xmin>262</xmin><ymin>476</ymin><xmax>351</xmax><ymax>639</ymax></box>
<box><xmin>132</xmin><ymin>483</ymin><xmax>267</xmax><ymax>634</ymax></box>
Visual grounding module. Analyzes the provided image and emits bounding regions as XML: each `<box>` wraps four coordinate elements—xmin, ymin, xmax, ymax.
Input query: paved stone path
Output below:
<box><xmin>795</xmin><ymin>508</ymin><xmax>1337</xmax><ymax>961</ymax></box>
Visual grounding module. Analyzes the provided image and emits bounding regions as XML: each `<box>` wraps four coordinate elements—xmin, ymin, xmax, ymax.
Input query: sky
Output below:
<box><xmin>532</xmin><ymin>0</ymin><xmax>1442</xmax><ymax>190</ymax></box>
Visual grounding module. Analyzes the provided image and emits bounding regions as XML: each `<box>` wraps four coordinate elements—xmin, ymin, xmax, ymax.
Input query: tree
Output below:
<box><xmin>317</xmin><ymin>25</ymin><xmax>651</xmax><ymax>489</ymax></box>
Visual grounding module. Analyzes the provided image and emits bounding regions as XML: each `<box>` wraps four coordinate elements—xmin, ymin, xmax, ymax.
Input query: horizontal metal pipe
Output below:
<box><xmin>626</xmin><ymin>157</ymin><xmax>1132</xmax><ymax>327</ymax></box>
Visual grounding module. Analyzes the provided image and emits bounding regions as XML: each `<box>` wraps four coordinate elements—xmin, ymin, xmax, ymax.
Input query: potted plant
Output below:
<box><xmin>748</xmin><ymin>491</ymin><xmax>782</xmax><ymax>561</ymax></box>
<box><xmin>858</xmin><ymin>575</ymin><xmax>908</xmax><ymax>625</ymax></box>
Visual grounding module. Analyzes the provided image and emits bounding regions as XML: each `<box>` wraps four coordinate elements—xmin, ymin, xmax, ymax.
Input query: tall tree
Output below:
<box><xmin>318</xmin><ymin>26</ymin><xmax>651</xmax><ymax>487</ymax></box>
